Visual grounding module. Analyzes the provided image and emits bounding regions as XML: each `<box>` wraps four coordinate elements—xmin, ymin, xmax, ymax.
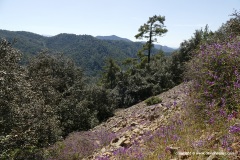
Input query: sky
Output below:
<box><xmin>0</xmin><ymin>0</ymin><xmax>239</xmax><ymax>48</ymax></box>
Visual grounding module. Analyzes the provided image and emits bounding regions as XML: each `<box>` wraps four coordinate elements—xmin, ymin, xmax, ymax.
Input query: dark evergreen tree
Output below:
<box><xmin>26</xmin><ymin>51</ymin><xmax>90</xmax><ymax>136</ymax></box>
<box><xmin>0</xmin><ymin>39</ymin><xmax>61</xmax><ymax>159</ymax></box>
<box><xmin>170</xmin><ymin>26</ymin><xmax>213</xmax><ymax>83</ymax></box>
<box><xmin>100</xmin><ymin>58</ymin><xmax>120</xmax><ymax>89</ymax></box>
<box><xmin>135</xmin><ymin>15</ymin><xmax>168</xmax><ymax>63</ymax></box>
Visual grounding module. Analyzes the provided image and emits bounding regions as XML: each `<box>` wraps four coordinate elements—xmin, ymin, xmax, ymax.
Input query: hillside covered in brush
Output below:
<box><xmin>0</xmin><ymin>30</ymin><xmax>171</xmax><ymax>77</ymax></box>
<box><xmin>0</xmin><ymin>11</ymin><xmax>239</xmax><ymax>160</ymax></box>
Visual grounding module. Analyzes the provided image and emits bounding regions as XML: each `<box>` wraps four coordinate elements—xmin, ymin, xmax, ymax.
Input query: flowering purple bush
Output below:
<box><xmin>186</xmin><ymin>37</ymin><xmax>240</xmax><ymax>121</ymax></box>
<box><xmin>46</xmin><ymin>129</ymin><xmax>116</xmax><ymax>159</ymax></box>
<box><xmin>229</xmin><ymin>123</ymin><xmax>240</xmax><ymax>135</ymax></box>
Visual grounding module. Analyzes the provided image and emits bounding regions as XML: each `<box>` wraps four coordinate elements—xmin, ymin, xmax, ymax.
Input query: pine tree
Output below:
<box><xmin>135</xmin><ymin>15</ymin><xmax>168</xmax><ymax>63</ymax></box>
<box><xmin>100</xmin><ymin>58</ymin><xmax>120</xmax><ymax>89</ymax></box>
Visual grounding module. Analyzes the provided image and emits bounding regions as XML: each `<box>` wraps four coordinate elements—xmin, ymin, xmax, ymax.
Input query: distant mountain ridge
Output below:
<box><xmin>96</xmin><ymin>35</ymin><xmax>176</xmax><ymax>52</ymax></box>
<box><xmin>0</xmin><ymin>30</ymin><xmax>175</xmax><ymax>76</ymax></box>
<box><xmin>154</xmin><ymin>44</ymin><xmax>176</xmax><ymax>52</ymax></box>
<box><xmin>96</xmin><ymin>35</ymin><xmax>132</xmax><ymax>42</ymax></box>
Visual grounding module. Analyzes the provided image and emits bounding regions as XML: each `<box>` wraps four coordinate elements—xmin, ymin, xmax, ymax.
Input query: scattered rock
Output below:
<box><xmin>130</xmin><ymin>122</ymin><xmax>138</xmax><ymax>126</ymax></box>
<box><xmin>111</xmin><ymin>136</ymin><xmax>131</xmax><ymax>148</ymax></box>
<box><xmin>95</xmin><ymin>140</ymin><xmax>100</xmax><ymax>146</ymax></box>
<box><xmin>168</xmin><ymin>146</ymin><xmax>180</xmax><ymax>156</ymax></box>
<box><xmin>121</xmin><ymin>121</ymin><xmax>127</xmax><ymax>127</ymax></box>
<box><xmin>231</xmin><ymin>142</ymin><xmax>240</xmax><ymax>151</ymax></box>
<box><xmin>88</xmin><ymin>82</ymin><xmax>192</xmax><ymax>159</ymax></box>
<box><xmin>101</xmin><ymin>147</ymin><xmax>106</xmax><ymax>153</ymax></box>
<box><xmin>112</xmin><ymin>127</ymin><xmax>121</xmax><ymax>133</ymax></box>
<box><xmin>102</xmin><ymin>152</ymin><xmax>111</xmax><ymax>157</ymax></box>
<box><xmin>120</xmin><ymin>139</ymin><xmax>131</xmax><ymax>147</ymax></box>
<box><xmin>206</xmin><ymin>154</ymin><xmax>218</xmax><ymax>160</ymax></box>
<box><xmin>149</xmin><ymin>113</ymin><xmax>159</xmax><ymax>121</ymax></box>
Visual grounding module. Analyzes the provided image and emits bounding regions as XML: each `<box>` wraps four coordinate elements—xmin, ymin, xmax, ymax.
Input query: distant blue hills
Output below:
<box><xmin>96</xmin><ymin>35</ymin><xmax>132</xmax><ymax>42</ymax></box>
<box><xmin>95</xmin><ymin>35</ymin><xmax>176</xmax><ymax>53</ymax></box>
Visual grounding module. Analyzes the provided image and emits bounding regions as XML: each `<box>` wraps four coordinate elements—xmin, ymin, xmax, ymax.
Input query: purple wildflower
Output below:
<box><xmin>173</xmin><ymin>101</ymin><xmax>177</xmax><ymax>106</ymax></box>
<box><xmin>229</xmin><ymin>124</ymin><xmax>240</xmax><ymax>134</ymax></box>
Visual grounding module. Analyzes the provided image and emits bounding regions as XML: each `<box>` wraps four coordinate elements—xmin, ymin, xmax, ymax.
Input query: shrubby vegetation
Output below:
<box><xmin>100</xmin><ymin>51</ymin><xmax>175</xmax><ymax>108</ymax></box>
<box><xmin>43</xmin><ymin>11</ymin><xmax>239</xmax><ymax>159</ymax></box>
<box><xmin>99</xmin><ymin>11</ymin><xmax>240</xmax><ymax>159</ymax></box>
<box><xmin>0</xmin><ymin>24</ymin><xmax>177</xmax><ymax>159</ymax></box>
<box><xmin>0</xmin><ymin>39</ymin><xmax>50</xmax><ymax>159</ymax></box>
<box><xmin>1</xmin><ymin>11</ymin><xmax>239</xmax><ymax>159</ymax></box>
<box><xmin>145</xmin><ymin>96</ymin><xmax>162</xmax><ymax>106</ymax></box>
<box><xmin>0</xmin><ymin>43</ymin><xmax>116</xmax><ymax>159</ymax></box>
<box><xmin>170</xmin><ymin>25</ymin><xmax>213</xmax><ymax>84</ymax></box>
<box><xmin>46</xmin><ymin>130</ymin><xmax>116</xmax><ymax>159</ymax></box>
<box><xmin>0</xmin><ymin>30</ymin><xmax>162</xmax><ymax>77</ymax></box>
<box><xmin>147</xmin><ymin>10</ymin><xmax>240</xmax><ymax>159</ymax></box>
<box><xmin>185</xmin><ymin>11</ymin><xmax>240</xmax><ymax>121</ymax></box>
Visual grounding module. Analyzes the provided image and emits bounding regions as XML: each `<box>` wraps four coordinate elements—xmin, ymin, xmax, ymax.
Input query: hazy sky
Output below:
<box><xmin>0</xmin><ymin>0</ymin><xmax>239</xmax><ymax>48</ymax></box>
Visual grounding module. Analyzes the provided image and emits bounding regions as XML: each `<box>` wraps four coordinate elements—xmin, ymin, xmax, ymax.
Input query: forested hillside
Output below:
<box><xmin>0</xmin><ymin>11</ymin><xmax>239</xmax><ymax>160</ymax></box>
<box><xmin>95</xmin><ymin>35</ymin><xmax>132</xmax><ymax>42</ymax></box>
<box><xmin>0</xmin><ymin>30</ymin><xmax>169</xmax><ymax>77</ymax></box>
<box><xmin>46</xmin><ymin>11</ymin><xmax>240</xmax><ymax>160</ymax></box>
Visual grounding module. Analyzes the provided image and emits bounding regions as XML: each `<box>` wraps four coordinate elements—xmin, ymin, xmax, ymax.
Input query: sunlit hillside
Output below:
<box><xmin>0</xmin><ymin>11</ymin><xmax>239</xmax><ymax>160</ymax></box>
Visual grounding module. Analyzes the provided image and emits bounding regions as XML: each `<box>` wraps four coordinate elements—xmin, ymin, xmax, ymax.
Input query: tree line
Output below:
<box><xmin>1</xmin><ymin>12</ymin><xmax>239</xmax><ymax>159</ymax></box>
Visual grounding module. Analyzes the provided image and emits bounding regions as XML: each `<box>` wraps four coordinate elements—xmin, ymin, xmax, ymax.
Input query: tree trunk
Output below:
<box><xmin>148</xmin><ymin>25</ymin><xmax>153</xmax><ymax>63</ymax></box>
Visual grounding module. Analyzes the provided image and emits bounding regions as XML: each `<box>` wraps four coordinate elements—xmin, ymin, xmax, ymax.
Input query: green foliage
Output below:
<box><xmin>82</xmin><ymin>85</ymin><xmax>116</xmax><ymax>122</ymax></box>
<box><xmin>0</xmin><ymin>39</ymin><xmax>61</xmax><ymax>159</ymax></box>
<box><xmin>145</xmin><ymin>96</ymin><xmax>162</xmax><ymax>106</ymax></box>
<box><xmin>185</xmin><ymin>12</ymin><xmax>240</xmax><ymax>121</ymax></box>
<box><xmin>27</xmin><ymin>51</ymin><xmax>87</xmax><ymax>136</ymax></box>
<box><xmin>100</xmin><ymin>52</ymin><xmax>175</xmax><ymax>108</ymax></box>
<box><xmin>214</xmin><ymin>10</ymin><xmax>240</xmax><ymax>41</ymax></box>
<box><xmin>27</xmin><ymin>51</ymin><xmax>116</xmax><ymax>135</ymax></box>
<box><xmin>0</xmin><ymin>41</ymin><xmax>117</xmax><ymax>158</ymax></box>
<box><xmin>0</xmin><ymin>30</ymin><xmax>160</xmax><ymax>77</ymax></box>
<box><xmin>2</xmin><ymin>11</ymin><xmax>238</xmax><ymax>160</ymax></box>
<box><xmin>100</xmin><ymin>58</ymin><xmax>120</xmax><ymax>89</ymax></box>
<box><xmin>135</xmin><ymin>15</ymin><xmax>168</xmax><ymax>63</ymax></box>
<box><xmin>170</xmin><ymin>25</ymin><xmax>213</xmax><ymax>84</ymax></box>
<box><xmin>0</xmin><ymin>40</ymin><xmax>54</xmax><ymax>159</ymax></box>
<box><xmin>186</xmin><ymin>38</ymin><xmax>240</xmax><ymax>117</ymax></box>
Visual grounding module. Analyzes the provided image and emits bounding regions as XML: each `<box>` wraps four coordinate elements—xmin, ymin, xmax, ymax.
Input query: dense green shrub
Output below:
<box><xmin>0</xmin><ymin>41</ymin><xmax>117</xmax><ymax>158</ymax></box>
<box><xmin>214</xmin><ymin>10</ymin><xmax>240</xmax><ymax>42</ymax></box>
<box><xmin>99</xmin><ymin>58</ymin><xmax>120</xmax><ymax>89</ymax></box>
<box><xmin>0</xmin><ymin>39</ymin><xmax>61</xmax><ymax>159</ymax></box>
<box><xmin>82</xmin><ymin>85</ymin><xmax>116</xmax><ymax>122</ymax></box>
<box><xmin>170</xmin><ymin>26</ymin><xmax>213</xmax><ymax>84</ymax></box>
<box><xmin>27</xmin><ymin>51</ymin><xmax>91</xmax><ymax>136</ymax></box>
<box><xmin>145</xmin><ymin>96</ymin><xmax>162</xmax><ymax>106</ymax></box>
<box><xmin>99</xmin><ymin>52</ymin><xmax>176</xmax><ymax>108</ymax></box>
<box><xmin>27</xmin><ymin>52</ymin><xmax>116</xmax><ymax>136</ymax></box>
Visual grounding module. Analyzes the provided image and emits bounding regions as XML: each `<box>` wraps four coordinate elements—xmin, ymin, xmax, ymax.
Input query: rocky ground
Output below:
<box><xmin>86</xmin><ymin>82</ymin><xmax>191</xmax><ymax>159</ymax></box>
<box><xmin>80</xmin><ymin>82</ymin><xmax>239</xmax><ymax>160</ymax></box>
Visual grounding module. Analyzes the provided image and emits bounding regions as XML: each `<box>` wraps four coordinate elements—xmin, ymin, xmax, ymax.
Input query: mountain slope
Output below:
<box><xmin>89</xmin><ymin>82</ymin><xmax>190</xmax><ymax>159</ymax></box>
<box><xmin>46</xmin><ymin>82</ymin><xmax>190</xmax><ymax>159</ymax></box>
<box><xmin>96</xmin><ymin>35</ymin><xmax>132</xmax><ymax>42</ymax></box>
<box><xmin>47</xmin><ymin>82</ymin><xmax>239</xmax><ymax>159</ymax></box>
<box><xmin>96</xmin><ymin>35</ymin><xmax>176</xmax><ymax>53</ymax></box>
<box><xmin>154</xmin><ymin>44</ymin><xmax>176</xmax><ymax>52</ymax></box>
<box><xmin>0</xmin><ymin>30</ymin><xmax>161</xmax><ymax>76</ymax></box>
